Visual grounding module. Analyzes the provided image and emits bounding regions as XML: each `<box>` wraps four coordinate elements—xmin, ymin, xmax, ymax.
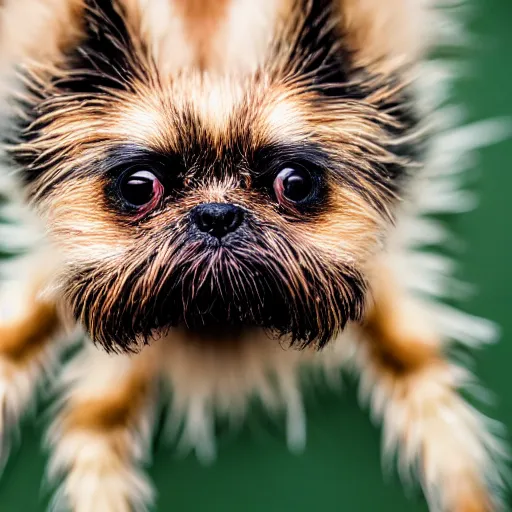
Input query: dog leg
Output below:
<box><xmin>0</xmin><ymin>274</ymin><xmax>62</xmax><ymax>468</ymax></box>
<box><xmin>358</xmin><ymin>262</ymin><xmax>507</xmax><ymax>512</ymax></box>
<box><xmin>47</xmin><ymin>342</ymin><xmax>162</xmax><ymax>512</ymax></box>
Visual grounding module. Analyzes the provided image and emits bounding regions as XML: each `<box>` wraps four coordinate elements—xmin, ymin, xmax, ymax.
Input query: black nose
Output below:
<box><xmin>192</xmin><ymin>203</ymin><xmax>244</xmax><ymax>239</ymax></box>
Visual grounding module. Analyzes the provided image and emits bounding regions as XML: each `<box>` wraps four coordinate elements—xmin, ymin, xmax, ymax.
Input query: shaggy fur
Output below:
<box><xmin>0</xmin><ymin>0</ymin><xmax>508</xmax><ymax>511</ymax></box>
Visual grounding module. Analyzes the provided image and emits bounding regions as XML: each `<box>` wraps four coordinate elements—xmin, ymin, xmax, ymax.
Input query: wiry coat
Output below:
<box><xmin>0</xmin><ymin>1</ymin><xmax>508</xmax><ymax>511</ymax></box>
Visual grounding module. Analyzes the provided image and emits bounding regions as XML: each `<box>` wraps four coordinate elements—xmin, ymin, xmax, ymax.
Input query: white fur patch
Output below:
<box><xmin>46</xmin><ymin>344</ymin><xmax>159</xmax><ymax>512</ymax></box>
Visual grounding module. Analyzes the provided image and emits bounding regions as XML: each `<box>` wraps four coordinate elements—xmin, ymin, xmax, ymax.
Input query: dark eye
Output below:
<box><xmin>119</xmin><ymin>170</ymin><xmax>164</xmax><ymax>210</ymax></box>
<box><xmin>273</xmin><ymin>167</ymin><xmax>314</xmax><ymax>204</ymax></box>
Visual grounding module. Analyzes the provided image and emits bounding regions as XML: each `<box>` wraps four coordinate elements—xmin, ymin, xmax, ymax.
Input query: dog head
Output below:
<box><xmin>4</xmin><ymin>0</ymin><xmax>421</xmax><ymax>351</ymax></box>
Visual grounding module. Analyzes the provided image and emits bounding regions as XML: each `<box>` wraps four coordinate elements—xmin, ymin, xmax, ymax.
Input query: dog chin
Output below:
<box><xmin>130</xmin><ymin>269</ymin><xmax>363</xmax><ymax>352</ymax></box>
<box><xmin>165</xmin><ymin>324</ymin><xmax>262</xmax><ymax>347</ymax></box>
<box><xmin>69</xmin><ymin>240</ymin><xmax>367</xmax><ymax>352</ymax></box>
<box><xmin>147</xmin><ymin>283</ymin><xmax>323</xmax><ymax>347</ymax></box>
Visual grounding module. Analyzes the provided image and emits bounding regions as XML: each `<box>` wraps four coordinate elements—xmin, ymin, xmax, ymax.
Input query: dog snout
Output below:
<box><xmin>191</xmin><ymin>203</ymin><xmax>244</xmax><ymax>239</ymax></box>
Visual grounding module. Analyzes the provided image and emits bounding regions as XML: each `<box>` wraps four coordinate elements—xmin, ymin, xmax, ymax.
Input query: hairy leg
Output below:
<box><xmin>47</xmin><ymin>341</ymin><xmax>162</xmax><ymax>512</ymax></box>
<box><xmin>0</xmin><ymin>270</ymin><xmax>63</xmax><ymax>467</ymax></box>
<box><xmin>358</xmin><ymin>262</ymin><xmax>507</xmax><ymax>512</ymax></box>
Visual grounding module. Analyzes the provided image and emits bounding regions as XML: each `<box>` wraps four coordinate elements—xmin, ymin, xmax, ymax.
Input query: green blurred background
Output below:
<box><xmin>0</xmin><ymin>0</ymin><xmax>511</xmax><ymax>510</ymax></box>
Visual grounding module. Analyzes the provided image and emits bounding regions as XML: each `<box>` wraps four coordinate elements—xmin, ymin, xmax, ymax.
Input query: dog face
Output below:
<box><xmin>4</xmin><ymin>0</ymin><xmax>420</xmax><ymax>352</ymax></box>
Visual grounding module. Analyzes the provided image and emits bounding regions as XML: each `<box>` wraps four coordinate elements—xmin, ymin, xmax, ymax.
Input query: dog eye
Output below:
<box><xmin>273</xmin><ymin>167</ymin><xmax>313</xmax><ymax>204</ymax></box>
<box><xmin>119</xmin><ymin>170</ymin><xmax>164</xmax><ymax>209</ymax></box>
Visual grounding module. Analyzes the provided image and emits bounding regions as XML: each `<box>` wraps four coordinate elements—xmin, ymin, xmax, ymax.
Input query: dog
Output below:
<box><xmin>0</xmin><ymin>0</ymin><xmax>507</xmax><ymax>510</ymax></box>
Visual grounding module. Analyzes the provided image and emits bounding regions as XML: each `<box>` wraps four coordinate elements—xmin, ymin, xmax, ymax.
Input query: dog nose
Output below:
<box><xmin>192</xmin><ymin>203</ymin><xmax>244</xmax><ymax>239</ymax></box>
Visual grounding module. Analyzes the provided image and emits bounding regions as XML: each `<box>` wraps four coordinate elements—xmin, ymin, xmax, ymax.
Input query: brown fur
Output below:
<box><xmin>62</xmin><ymin>363</ymin><xmax>153</xmax><ymax>433</ymax></box>
<box><xmin>0</xmin><ymin>0</ymin><xmax>427</xmax><ymax>76</ymax></box>
<box><xmin>0</xmin><ymin>2</ymin><xmax>503</xmax><ymax>512</ymax></box>
<box><xmin>173</xmin><ymin>0</ymin><xmax>231</xmax><ymax>69</ymax></box>
<box><xmin>364</xmin><ymin>260</ymin><xmax>440</xmax><ymax>372</ymax></box>
<box><xmin>357</xmin><ymin>345</ymin><xmax>498</xmax><ymax>512</ymax></box>
<box><xmin>355</xmin><ymin>261</ymin><xmax>500</xmax><ymax>512</ymax></box>
<box><xmin>46</xmin><ymin>343</ymin><xmax>162</xmax><ymax>511</ymax></box>
<box><xmin>12</xmin><ymin>22</ymin><xmax>408</xmax><ymax>349</ymax></box>
<box><xmin>0</xmin><ymin>271</ymin><xmax>60</xmax><ymax>366</ymax></box>
<box><xmin>0</xmin><ymin>301</ymin><xmax>59</xmax><ymax>364</ymax></box>
<box><xmin>456</xmin><ymin>496</ymin><xmax>493</xmax><ymax>512</ymax></box>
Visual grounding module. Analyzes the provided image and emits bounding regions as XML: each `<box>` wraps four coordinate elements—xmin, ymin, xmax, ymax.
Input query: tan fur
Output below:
<box><xmin>209</xmin><ymin>0</ymin><xmax>291</xmax><ymax>73</ymax></box>
<box><xmin>173</xmin><ymin>0</ymin><xmax>231</xmax><ymax>70</ymax></box>
<box><xmin>161</xmin><ymin>328</ymin><xmax>305</xmax><ymax>412</ymax></box>
<box><xmin>357</xmin><ymin>260</ymin><xmax>503</xmax><ymax>512</ymax></box>
<box><xmin>48</xmin><ymin>343</ymin><xmax>161</xmax><ymax>512</ymax></box>
<box><xmin>0</xmin><ymin>0</ymin><xmax>81</xmax><ymax>85</ymax></box>
<box><xmin>364</xmin><ymin>258</ymin><xmax>440</xmax><ymax>370</ymax></box>
<box><xmin>61</xmin><ymin>370</ymin><xmax>152</xmax><ymax>433</ymax></box>
<box><xmin>456</xmin><ymin>497</ymin><xmax>494</xmax><ymax>512</ymax></box>
<box><xmin>0</xmin><ymin>1</ymin><xmax>506</xmax><ymax>511</ymax></box>
<box><xmin>0</xmin><ymin>0</ymin><xmax>427</xmax><ymax>79</ymax></box>
<box><xmin>360</xmin><ymin>352</ymin><xmax>498</xmax><ymax>511</ymax></box>
<box><xmin>0</xmin><ymin>299</ymin><xmax>58</xmax><ymax>364</ymax></box>
<box><xmin>339</xmin><ymin>0</ymin><xmax>426</xmax><ymax>71</ymax></box>
<box><xmin>0</xmin><ymin>260</ymin><xmax>504</xmax><ymax>512</ymax></box>
<box><xmin>43</xmin><ymin>177</ymin><xmax>133</xmax><ymax>262</ymax></box>
<box><xmin>117</xmin><ymin>0</ymin><xmax>288</xmax><ymax>75</ymax></box>
<box><xmin>0</xmin><ymin>256</ymin><xmax>63</xmax><ymax>365</ymax></box>
<box><xmin>0</xmin><ymin>257</ymin><xmax>67</xmax><ymax>471</ymax></box>
<box><xmin>5</xmin><ymin>256</ymin><xmax>501</xmax><ymax>512</ymax></box>
<box><xmin>20</xmin><ymin>62</ymin><xmax>404</xmax><ymax>279</ymax></box>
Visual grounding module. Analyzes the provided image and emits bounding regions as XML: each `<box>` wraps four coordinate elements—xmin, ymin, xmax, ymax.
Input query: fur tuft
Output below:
<box><xmin>45</xmin><ymin>343</ymin><xmax>159</xmax><ymax>512</ymax></box>
<box><xmin>0</xmin><ymin>1</ymin><xmax>508</xmax><ymax>511</ymax></box>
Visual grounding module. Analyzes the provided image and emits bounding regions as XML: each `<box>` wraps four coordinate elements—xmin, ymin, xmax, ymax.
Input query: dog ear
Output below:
<box><xmin>0</xmin><ymin>0</ymin><xmax>80</xmax><ymax>70</ymax></box>
<box><xmin>271</xmin><ymin>0</ymin><xmax>427</xmax><ymax>100</ymax></box>
<box><xmin>339</xmin><ymin>0</ymin><xmax>427</xmax><ymax>72</ymax></box>
<box><xmin>56</xmin><ymin>0</ymin><xmax>149</xmax><ymax>94</ymax></box>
